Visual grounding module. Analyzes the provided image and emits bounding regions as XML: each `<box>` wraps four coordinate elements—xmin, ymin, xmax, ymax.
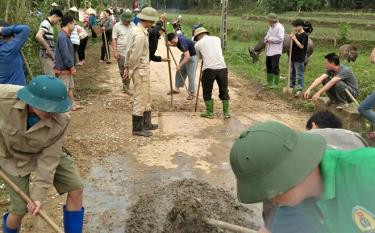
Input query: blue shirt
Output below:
<box><xmin>0</xmin><ymin>25</ymin><xmax>30</xmax><ymax>85</ymax></box>
<box><xmin>89</xmin><ymin>15</ymin><xmax>97</xmax><ymax>27</ymax></box>
<box><xmin>177</xmin><ymin>34</ymin><xmax>196</xmax><ymax>56</ymax></box>
<box><xmin>133</xmin><ymin>15</ymin><xmax>140</xmax><ymax>26</ymax></box>
<box><xmin>54</xmin><ymin>31</ymin><xmax>75</xmax><ymax>71</ymax></box>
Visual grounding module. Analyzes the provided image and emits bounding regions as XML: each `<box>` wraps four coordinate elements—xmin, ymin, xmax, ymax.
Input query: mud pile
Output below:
<box><xmin>126</xmin><ymin>179</ymin><xmax>258</xmax><ymax>233</ymax></box>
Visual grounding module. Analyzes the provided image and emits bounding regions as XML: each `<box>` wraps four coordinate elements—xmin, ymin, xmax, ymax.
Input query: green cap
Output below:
<box><xmin>17</xmin><ymin>75</ymin><xmax>72</xmax><ymax>113</ymax></box>
<box><xmin>230</xmin><ymin>121</ymin><xmax>326</xmax><ymax>204</ymax></box>
<box><xmin>137</xmin><ymin>7</ymin><xmax>158</xmax><ymax>22</ymax></box>
<box><xmin>121</xmin><ymin>12</ymin><xmax>132</xmax><ymax>21</ymax></box>
<box><xmin>266</xmin><ymin>13</ymin><xmax>278</xmax><ymax>22</ymax></box>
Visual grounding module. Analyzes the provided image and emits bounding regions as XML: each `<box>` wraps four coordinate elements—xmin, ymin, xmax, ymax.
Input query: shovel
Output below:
<box><xmin>204</xmin><ymin>218</ymin><xmax>257</xmax><ymax>233</ymax></box>
<box><xmin>283</xmin><ymin>39</ymin><xmax>294</xmax><ymax>95</ymax></box>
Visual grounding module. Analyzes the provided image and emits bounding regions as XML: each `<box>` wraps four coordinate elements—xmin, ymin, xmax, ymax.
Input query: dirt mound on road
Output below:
<box><xmin>125</xmin><ymin>179</ymin><xmax>258</xmax><ymax>233</ymax></box>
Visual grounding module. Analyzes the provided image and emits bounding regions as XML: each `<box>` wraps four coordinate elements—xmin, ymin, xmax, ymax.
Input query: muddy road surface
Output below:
<box><xmin>2</xmin><ymin>40</ymin><xmax>309</xmax><ymax>232</ymax></box>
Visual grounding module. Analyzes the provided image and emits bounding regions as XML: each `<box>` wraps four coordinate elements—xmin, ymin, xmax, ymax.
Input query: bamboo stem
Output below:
<box><xmin>0</xmin><ymin>170</ymin><xmax>64</xmax><ymax>233</ymax></box>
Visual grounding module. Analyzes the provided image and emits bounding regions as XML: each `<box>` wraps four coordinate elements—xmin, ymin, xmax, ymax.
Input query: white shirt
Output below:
<box><xmin>265</xmin><ymin>22</ymin><xmax>285</xmax><ymax>56</ymax></box>
<box><xmin>112</xmin><ymin>22</ymin><xmax>134</xmax><ymax>56</ymax></box>
<box><xmin>195</xmin><ymin>35</ymin><xmax>226</xmax><ymax>71</ymax></box>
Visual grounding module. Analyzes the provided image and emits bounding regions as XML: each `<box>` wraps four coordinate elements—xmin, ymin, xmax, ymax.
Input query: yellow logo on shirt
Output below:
<box><xmin>353</xmin><ymin>206</ymin><xmax>375</xmax><ymax>232</ymax></box>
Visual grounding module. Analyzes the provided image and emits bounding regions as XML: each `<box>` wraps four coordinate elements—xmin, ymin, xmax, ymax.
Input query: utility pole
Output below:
<box><xmin>220</xmin><ymin>0</ymin><xmax>228</xmax><ymax>50</ymax></box>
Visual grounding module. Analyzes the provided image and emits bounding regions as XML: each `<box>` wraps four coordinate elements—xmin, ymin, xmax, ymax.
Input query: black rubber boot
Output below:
<box><xmin>132</xmin><ymin>115</ymin><xmax>152</xmax><ymax>137</ymax></box>
<box><xmin>143</xmin><ymin>111</ymin><xmax>158</xmax><ymax>130</ymax></box>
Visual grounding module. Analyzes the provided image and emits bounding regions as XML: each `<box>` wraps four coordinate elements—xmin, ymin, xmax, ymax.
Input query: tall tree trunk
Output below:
<box><xmin>4</xmin><ymin>0</ymin><xmax>11</xmax><ymax>22</ymax></box>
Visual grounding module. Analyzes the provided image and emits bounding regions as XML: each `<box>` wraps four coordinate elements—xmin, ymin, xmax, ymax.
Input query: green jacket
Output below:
<box><xmin>304</xmin><ymin>148</ymin><xmax>375</xmax><ymax>233</ymax></box>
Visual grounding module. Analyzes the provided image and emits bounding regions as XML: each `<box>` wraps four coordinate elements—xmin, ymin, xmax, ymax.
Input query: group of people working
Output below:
<box><xmin>1</xmin><ymin>4</ymin><xmax>375</xmax><ymax>233</ymax></box>
<box><xmin>266</xmin><ymin>13</ymin><xmax>375</xmax><ymax>138</ymax></box>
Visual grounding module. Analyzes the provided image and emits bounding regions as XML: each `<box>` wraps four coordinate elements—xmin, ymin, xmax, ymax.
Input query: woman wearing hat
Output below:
<box><xmin>0</xmin><ymin>76</ymin><xmax>84</xmax><ymax>233</ymax></box>
<box><xmin>264</xmin><ymin>13</ymin><xmax>285</xmax><ymax>89</ymax></box>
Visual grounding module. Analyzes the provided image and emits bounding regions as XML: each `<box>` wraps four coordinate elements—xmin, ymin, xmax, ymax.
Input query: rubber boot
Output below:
<box><xmin>132</xmin><ymin>115</ymin><xmax>152</xmax><ymax>137</ymax></box>
<box><xmin>122</xmin><ymin>83</ymin><xmax>129</xmax><ymax>92</ymax></box>
<box><xmin>201</xmin><ymin>100</ymin><xmax>214</xmax><ymax>119</ymax></box>
<box><xmin>271</xmin><ymin>74</ymin><xmax>280</xmax><ymax>89</ymax></box>
<box><xmin>143</xmin><ymin>111</ymin><xmax>158</xmax><ymax>130</ymax></box>
<box><xmin>3</xmin><ymin>213</ymin><xmax>19</xmax><ymax>233</ymax></box>
<box><xmin>266</xmin><ymin>73</ymin><xmax>273</xmax><ymax>87</ymax></box>
<box><xmin>63</xmin><ymin>206</ymin><xmax>84</xmax><ymax>233</ymax></box>
<box><xmin>223</xmin><ymin>100</ymin><xmax>231</xmax><ymax>119</ymax></box>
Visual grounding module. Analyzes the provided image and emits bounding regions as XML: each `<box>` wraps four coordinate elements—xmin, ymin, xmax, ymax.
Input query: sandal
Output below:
<box><xmin>187</xmin><ymin>94</ymin><xmax>195</xmax><ymax>100</ymax></box>
<box><xmin>72</xmin><ymin>104</ymin><xmax>84</xmax><ymax>111</ymax></box>
<box><xmin>167</xmin><ymin>90</ymin><xmax>180</xmax><ymax>95</ymax></box>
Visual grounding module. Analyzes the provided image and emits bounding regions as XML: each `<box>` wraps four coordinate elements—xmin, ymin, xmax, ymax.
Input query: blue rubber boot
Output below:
<box><xmin>2</xmin><ymin>213</ymin><xmax>19</xmax><ymax>233</ymax></box>
<box><xmin>63</xmin><ymin>206</ymin><xmax>84</xmax><ymax>233</ymax></box>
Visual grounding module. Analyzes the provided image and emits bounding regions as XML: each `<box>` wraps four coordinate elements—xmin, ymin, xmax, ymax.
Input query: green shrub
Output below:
<box><xmin>338</xmin><ymin>22</ymin><xmax>351</xmax><ymax>42</ymax></box>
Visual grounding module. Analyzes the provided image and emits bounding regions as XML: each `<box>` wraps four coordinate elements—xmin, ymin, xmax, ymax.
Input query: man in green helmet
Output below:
<box><xmin>230</xmin><ymin>121</ymin><xmax>375</xmax><ymax>233</ymax></box>
<box><xmin>112</xmin><ymin>11</ymin><xmax>134</xmax><ymax>93</ymax></box>
<box><xmin>124</xmin><ymin>7</ymin><xmax>159</xmax><ymax>137</ymax></box>
<box><xmin>0</xmin><ymin>76</ymin><xmax>84</xmax><ymax>233</ymax></box>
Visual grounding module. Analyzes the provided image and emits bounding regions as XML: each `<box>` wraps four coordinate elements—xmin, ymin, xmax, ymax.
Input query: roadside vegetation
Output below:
<box><xmin>169</xmin><ymin>13</ymin><xmax>375</xmax><ymax>104</ymax></box>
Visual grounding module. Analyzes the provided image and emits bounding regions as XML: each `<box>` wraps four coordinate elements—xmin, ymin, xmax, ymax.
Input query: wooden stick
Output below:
<box><xmin>345</xmin><ymin>88</ymin><xmax>360</xmax><ymax>106</ymax></box>
<box><xmin>205</xmin><ymin>218</ymin><xmax>257</xmax><ymax>233</ymax></box>
<box><xmin>166</xmin><ymin>45</ymin><xmax>190</xmax><ymax>94</ymax></box>
<box><xmin>103</xmin><ymin>30</ymin><xmax>111</xmax><ymax>63</ymax></box>
<box><xmin>21</xmin><ymin>51</ymin><xmax>33</xmax><ymax>81</ymax></box>
<box><xmin>163</xmin><ymin>20</ymin><xmax>173</xmax><ymax>106</ymax></box>
<box><xmin>0</xmin><ymin>170</ymin><xmax>64</xmax><ymax>233</ymax></box>
<box><xmin>195</xmin><ymin>61</ymin><xmax>203</xmax><ymax>112</ymax></box>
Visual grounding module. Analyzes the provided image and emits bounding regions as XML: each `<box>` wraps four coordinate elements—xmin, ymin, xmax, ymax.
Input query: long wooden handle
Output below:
<box><xmin>345</xmin><ymin>89</ymin><xmax>360</xmax><ymax>106</ymax></box>
<box><xmin>163</xmin><ymin>20</ymin><xmax>173</xmax><ymax>106</ymax></box>
<box><xmin>287</xmin><ymin>39</ymin><xmax>293</xmax><ymax>89</ymax></box>
<box><xmin>20</xmin><ymin>51</ymin><xmax>33</xmax><ymax>81</ymax></box>
<box><xmin>195</xmin><ymin>61</ymin><xmax>204</xmax><ymax>112</ymax></box>
<box><xmin>205</xmin><ymin>218</ymin><xmax>257</xmax><ymax>233</ymax></box>
<box><xmin>0</xmin><ymin>170</ymin><xmax>64</xmax><ymax>233</ymax></box>
<box><xmin>103</xmin><ymin>31</ymin><xmax>110</xmax><ymax>60</ymax></box>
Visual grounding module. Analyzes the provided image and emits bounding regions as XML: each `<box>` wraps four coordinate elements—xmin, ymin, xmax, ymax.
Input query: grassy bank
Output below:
<box><xmin>168</xmin><ymin>13</ymin><xmax>375</xmax><ymax>104</ymax></box>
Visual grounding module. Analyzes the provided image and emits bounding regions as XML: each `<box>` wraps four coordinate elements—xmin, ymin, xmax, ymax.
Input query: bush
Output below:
<box><xmin>338</xmin><ymin>22</ymin><xmax>350</xmax><ymax>42</ymax></box>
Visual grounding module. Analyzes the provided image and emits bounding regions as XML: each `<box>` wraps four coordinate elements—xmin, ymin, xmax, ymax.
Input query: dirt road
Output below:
<box><xmin>7</xmin><ymin>39</ymin><xmax>309</xmax><ymax>232</ymax></box>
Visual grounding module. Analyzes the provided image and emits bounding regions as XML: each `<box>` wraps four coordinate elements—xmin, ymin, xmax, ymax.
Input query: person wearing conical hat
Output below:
<box><xmin>124</xmin><ymin>7</ymin><xmax>159</xmax><ymax>137</ymax></box>
<box><xmin>0</xmin><ymin>76</ymin><xmax>84</xmax><ymax>233</ymax></box>
<box><xmin>194</xmin><ymin>27</ymin><xmax>230</xmax><ymax>119</ymax></box>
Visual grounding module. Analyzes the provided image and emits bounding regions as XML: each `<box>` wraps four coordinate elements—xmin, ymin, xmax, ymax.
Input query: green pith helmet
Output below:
<box><xmin>194</xmin><ymin>27</ymin><xmax>209</xmax><ymax>39</ymax></box>
<box><xmin>17</xmin><ymin>75</ymin><xmax>72</xmax><ymax>113</ymax></box>
<box><xmin>121</xmin><ymin>11</ymin><xmax>132</xmax><ymax>21</ymax></box>
<box><xmin>137</xmin><ymin>7</ymin><xmax>158</xmax><ymax>22</ymax></box>
<box><xmin>266</xmin><ymin>13</ymin><xmax>278</xmax><ymax>22</ymax></box>
<box><xmin>230</xmin><ymin>121</ymin><xmax>327</xmax><ymax>204</ymax></box>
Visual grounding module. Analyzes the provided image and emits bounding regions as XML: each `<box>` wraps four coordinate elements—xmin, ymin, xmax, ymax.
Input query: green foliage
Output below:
<box><xmin>262</xmin><ymin>0</ymin><xmax>324</xmax><ymax>12</ymax></box>
<box><xmin>338</xmin><ymin>22</ymin><xmax>351</xmax><ymax>42</ymax></box>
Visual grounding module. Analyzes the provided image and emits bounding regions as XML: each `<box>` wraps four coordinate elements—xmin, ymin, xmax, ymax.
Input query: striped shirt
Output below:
<box><xmin>39</xmin><ymin>19</ymin><xmax>55</xmax><ymax>58</ymax></box>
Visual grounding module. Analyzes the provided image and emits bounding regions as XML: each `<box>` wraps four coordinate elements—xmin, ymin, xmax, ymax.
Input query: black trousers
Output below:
<box><xmin>78</xmin><ymin>37</ymin><xmax>88</xmax><ymax>61</ymax></box>
<box><xmin>90</xmin><ymin>26</ymin><xmax>97</xmax><ymax>38</ymax></box>
<box><xmin>266</xmin><ymin>54</ymin><xmax>281</xmax><ymax>75</ymax></box>
<box><xmin>101</xmin><ymin>30</ymin><xmax>112</xmax><ymax>60</ymax></box>
<box><xmin>322</xmin><ymin>78</ymin><xmax>356</xmax><ymax>104</ymax></box>
<box><xmin>73</xmin><ymin>44</ymin><xmax>78</xmax><ymax>65</ymax></box>
<box><xmin>202</xmin><ymin>68</ymin><xmax>230</xmax><ymax>101</ymax></box>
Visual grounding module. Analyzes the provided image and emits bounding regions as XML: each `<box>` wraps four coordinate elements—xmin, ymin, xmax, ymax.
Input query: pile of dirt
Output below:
<box><xmin>126</xmin><ymin>179</ymin><xmax>258</xmax><ymax>233</ymax></box>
